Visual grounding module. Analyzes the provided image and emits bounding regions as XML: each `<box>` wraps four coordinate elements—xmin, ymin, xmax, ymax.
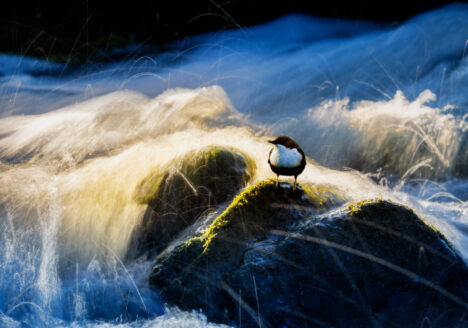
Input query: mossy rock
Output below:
<box><xmin>239</xmin><ymin>201</ymin><xmax>468</xmax><ymax>327</ymax></box>
<box><xmin>149</xmin><ymin>189</ymin><xmax>468</xmax><ymax>327</ymax></box>
<box><xmin>149</xmin><ymin>179</ymin><xmax>346</xmax><ymax>324</ymax></box>
<box><xmin>129</xmin><ymin>146</ymin><xmax>255</xmax><ymax>258</ymax></box>
<box><xmin>303</xmin><ymin>182</ymin><xmax>346</xmax><ymax>208</ymax></box>
<box><xmin>197</xmin><ymin>180</ymin><xmax>345</xmax><ymax>269</ymax></box>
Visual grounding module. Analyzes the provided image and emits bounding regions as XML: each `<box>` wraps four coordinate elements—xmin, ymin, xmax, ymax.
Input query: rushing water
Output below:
<box><xmin>0</xmin><ymin>4</ymin><xmax>467</xmax><ymax>327</ymax></box>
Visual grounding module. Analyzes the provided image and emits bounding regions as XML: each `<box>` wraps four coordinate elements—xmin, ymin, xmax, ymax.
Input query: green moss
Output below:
<box><xmin>200</xmin><ymin>179</ymin><xmax>275</xmax><ymax>251</ymax></box>
<box><xmin>345</xmin><ymin>199</ymin><xmax>457</xmax><ymax>255</ymax></box>
<box><xmin>303</xmin><ymin>183</ymin><xmax>346</xmax><ymax>208</ymax></box>
<box><xmin>198</xmin><ymin>180</ymin><xmax>346</xmax><ymax>254</ymax></box>
<box><xmin>180</xmin><ymin>146</ymin><xmax>256</xmax><ymax>189</ymax></box>
<box><xmin>347</xmin><ymin>200</ymin><xmax>369</xmax><ymax>215</ymax></box>
<box><xmin>134</xmin><ymin>170</ymin><xmax>166</xmax><ymax>204</ymax></box>
<box><xmin>150</xmin><ymin>187</ymin><xmax>468</xmax><ymax>325</ymax></box>
<box><xmin>131</xmin><ymin>145</ymin><xmax>257</xmax><ymax>256</ymax></box>
<box><xmin>152</xmin><ymin>179</ymin><xmax>349</xmax><ymax>287</ymax></box>
<box><xmin>347</xmin><ymin>198</ymin><xmax>388</xmax><ymax>216</ymax></box>
<box><xmin>133</xmin><ymin>145</ymin><xmax>256</xmax><ymax>205</ymax></box>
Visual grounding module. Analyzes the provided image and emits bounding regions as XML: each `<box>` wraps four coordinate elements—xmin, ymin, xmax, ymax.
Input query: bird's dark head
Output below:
<box><xmin>268</xmin><ymin>136</ymin><xmax>299</xmax><ymax>149</ymax></box>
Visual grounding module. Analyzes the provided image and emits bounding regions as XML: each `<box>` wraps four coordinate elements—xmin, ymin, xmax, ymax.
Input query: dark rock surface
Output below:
<box><xmin>128</xmin><ymin>146</ymin><xmax>255</xmax><ymax>259</ymax></box>
<box><xmin>149</xmin><ymin>180</ymin><xmax>468</xmax><ymax>327</ymax></box>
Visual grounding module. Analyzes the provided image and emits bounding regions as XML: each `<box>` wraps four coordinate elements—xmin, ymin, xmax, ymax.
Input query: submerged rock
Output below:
<box><xmin>149</xmin><ymin>180</ymin><xmax>468</xmax><ymax>327</ymax></box>
<box><xmin>129</xmin><ymin>146</ymin><xmax>255</xmax><ymax>258</ymax></box>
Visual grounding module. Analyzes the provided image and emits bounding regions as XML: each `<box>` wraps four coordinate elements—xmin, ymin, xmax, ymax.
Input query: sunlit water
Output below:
<box><xmin>0</xmin><ymin>4</ymin><xmax>467</xmax><ymax>327</ymax></box>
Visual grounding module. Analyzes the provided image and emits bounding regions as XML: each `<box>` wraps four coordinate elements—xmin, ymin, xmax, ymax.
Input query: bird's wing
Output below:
<box><xmin>268</xmin><ymin>148</ymin><xmax>273</xmax><ymax>164</ymax></box>
<box><xmin>298</xmin><ymin>147</ymin><xmax>306</xmax><ymax>166</ymax></box>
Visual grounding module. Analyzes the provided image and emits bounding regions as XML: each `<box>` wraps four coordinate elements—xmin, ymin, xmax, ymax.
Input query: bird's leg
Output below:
<box><xmin>276</xmin><ymin>174</ymin><xmax>279</xmax><ymax>187</ymax></box>
<box><xmin>293</xmin><ymin>176</ymin><xmax>297</xmax><ymax>192</ymax></box>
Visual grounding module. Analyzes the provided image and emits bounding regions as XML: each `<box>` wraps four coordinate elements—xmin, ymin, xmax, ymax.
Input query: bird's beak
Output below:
<box><xmin>268</xmin><ymin>140</ymin><xmax>274</xmax><ymax>144</ymax></box>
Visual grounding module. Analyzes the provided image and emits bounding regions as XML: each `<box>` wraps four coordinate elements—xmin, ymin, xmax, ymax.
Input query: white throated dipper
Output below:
<box><xmin>268</xmin><ymin>136</ymin><xmax>306</xmax><ymax>191</ymax></box>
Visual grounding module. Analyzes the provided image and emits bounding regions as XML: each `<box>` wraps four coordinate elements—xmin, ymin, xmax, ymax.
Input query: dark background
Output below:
<box><xmin>0</xmin><ymin>0</ymin><xmax>463</xmax><ymax>62</ymax></box>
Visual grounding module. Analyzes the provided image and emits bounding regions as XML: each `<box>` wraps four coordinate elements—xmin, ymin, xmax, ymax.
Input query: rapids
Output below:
<box><xmin>0</xmin><ymin>4</ymin><xmax>467</xmax><ymax>327</ymax></box>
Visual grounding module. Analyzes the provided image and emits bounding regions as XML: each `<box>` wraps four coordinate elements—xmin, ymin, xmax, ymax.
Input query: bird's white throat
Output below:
<box><xmin>270</xmin><ymin>144</ymin><xmax>303</xmax><ymax>168</ymax></box>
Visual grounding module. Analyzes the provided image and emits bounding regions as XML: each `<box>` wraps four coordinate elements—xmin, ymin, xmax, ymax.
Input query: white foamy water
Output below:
<box><xmin>0</xmin><ymin>4</ymin><xmax>467</xmax><ymax>327</ymax></box>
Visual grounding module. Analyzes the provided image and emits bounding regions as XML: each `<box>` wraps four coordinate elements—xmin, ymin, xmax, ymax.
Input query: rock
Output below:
<box><xmin>149</xmin><ymin>181</ymin><xmax>468</xmax><ymax>327</ymax></box>
<box><xmin>129</xmin><ymin>146</ymin><xmax>255</xmax><ymax>258</ymax></box>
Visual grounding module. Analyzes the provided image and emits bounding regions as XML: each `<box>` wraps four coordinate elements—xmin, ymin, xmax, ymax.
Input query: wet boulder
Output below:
<box><xmin>129</xmin><ymin>146</ymin><xmax>255</xmax><ymax>258</ymax></box>
<box><xmin>149</xmin><ymin>180</ymin><xmax>468</xmax><ymax>327</ymax></box>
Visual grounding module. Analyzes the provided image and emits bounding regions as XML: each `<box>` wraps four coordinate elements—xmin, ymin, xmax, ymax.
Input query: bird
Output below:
<box><xmin>267</xmin><ymin>135</ymin><xmax>306</xmax><ymax>191</ymax></box>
